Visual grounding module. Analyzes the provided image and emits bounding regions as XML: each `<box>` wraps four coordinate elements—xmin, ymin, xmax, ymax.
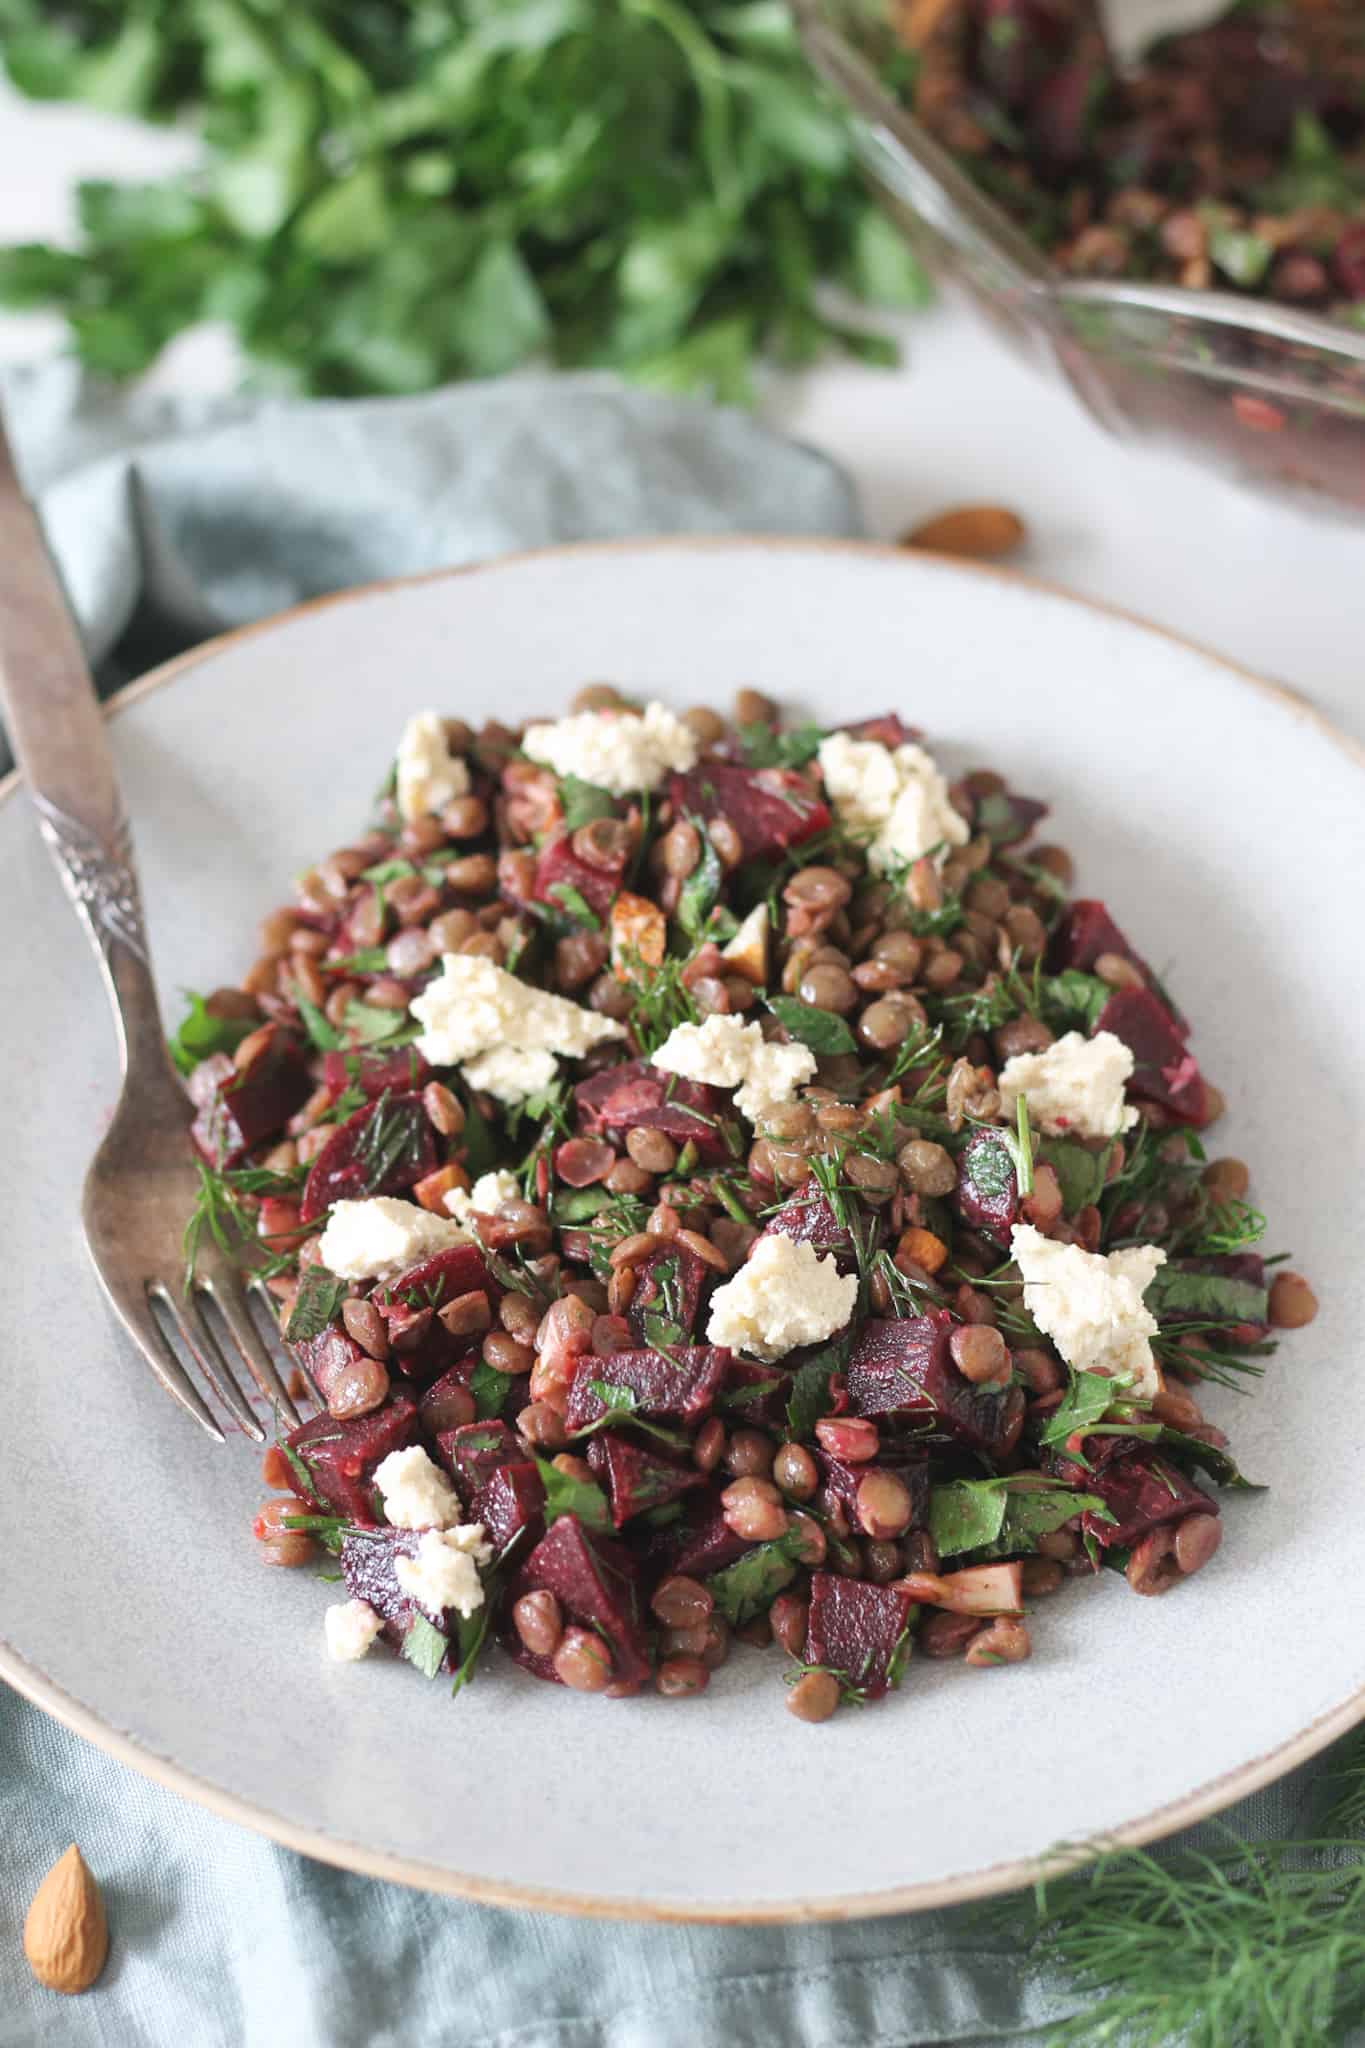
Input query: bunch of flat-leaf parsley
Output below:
<box><xmin>0</xmin><ymin>0</ymin><xmax>928</xmax><ymax>399</ymax></box>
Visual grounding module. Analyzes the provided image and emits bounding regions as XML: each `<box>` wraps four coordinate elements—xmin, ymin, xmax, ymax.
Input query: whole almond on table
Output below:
<box><xmin>23</xmin><ymin>1844</ymin><xmax>108</xmax><ymax>1994</ymax></box>
<box><xmin>901</xmin><ymin>506</ymin><xmax>1027</xmax><ymax>559</ymax></box>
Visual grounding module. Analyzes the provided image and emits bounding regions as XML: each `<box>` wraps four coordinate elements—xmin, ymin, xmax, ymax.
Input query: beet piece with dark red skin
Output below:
<box><xmin>339</xmin><ymin>1525</ymin><xmax>424</xmax><ymax>1649</ymax></box>
<box><xmin>532</xmin><ymin>829</ymin><xmax>628</xmax><ymax>921</ymax></box>
<box><xmin>438</xmin><ymin>1419</ymin><xmax>522</xmax><ymax>1495</ymax></box>
<box><xmin>192</xmin><ymin>1029</ymin><xmax>312</xmax><ymax>1167</ymax></box>
<box><xmin>321</xmin><ymin>1047</ymin><xmax>430</xmax><ymax>1103</ymax></box>
<box><xmin>654</xmin><ymin>1498</ymin><xmax>750</xmax><ymax>1581</ymax></box>
<box><xmin>290</xmin><ymin>1323</ymin><xmax>368</xmax><ymax>1407</ymax></box>
<box><xmin>845</xmin><ymin>1313</ymin><xmax>1026</xmax><ymax>1461</ymax></box>
<box><xmin>760</xmin><ymin>1188</ymin><xmax>862</xmax><ymax>1269</ymax></box>
<box><xmin>953</xmin><ymin>1127</ymin><xmax>1018</xmax><ymax>1249</ymax></box>
<box><xmin>470</xmin><ymin>1461</ymin><xmax>545</xmax><ymax>1556</ymax></box>
<box><xmin>842</xmin><ymin>714</ymin><xmax>921</xmax><ymax>748</ymax></box>
<box><xmin>586</xmin><ymin>1434</ymin><xmax>705</xmax><ymax>1527</ymax></box>
<box><xmin>574</xmin><ymin>1061</ymin><xmax>730</xmax><ymax>1162</ymax></box>
<box><xmin>1076</xmin><ymin>1452</ymin><xmax>1218</xmax><ymax>1550</ymax></box>
<box><xmin>285</xmin><ymin>1395</ymin><xmax>419</xmax><ymax>1521</ymax></box>
<box><xmin>299</xmin><ymin>1090</ymin><xmax>438</xmax><ymax>1223</ymax></box>
<box><xmin>509</xmin><ymin>1512</ymin><xmax>651</xmax><ymax>1686</ymax></box>
<box><xmin>718</xmin><ymin>1356</ymin><xmax>790</xmax><ymax>1431</ymax></box>
<box><xmin>1096</xmin><ymin>988</ymin><xmax>1207</xmax><ymax>1123</ymax></box>
<box><xmin>624</xmin><ymin>1238</ymin><xmax>711</xmax><ymax>1348</ymax></box>
<box><xmin>669</xmin><ymin>761</ymin><xmax>830</xmax><ymax>862</ymax></box>
<box><xmin>805</xmin><ymin>1573</ymin><xmax>916</xmax><ymax>1700</ymax></box>
<box><xmin>564</xmin><ymin>1345</ymin><xmax>730</xmax><ymax>1431</ymax></box>
<box><xmin>959</xmin><ymin>784</ymin><xmax>1049</xmax><ymax>848</ymax></box>
<box><xmin>418</xmin><ymin>1357</ymin><xmax>483</xmax><ymax>1437</ymax></box>
<box><xmin>816</xmin><ymin>1449</ymin><xmax>930</xmax><ymax>1535</ymax></box>
<box><xmin>369</xmin><ymin>1241</ymin><xmax>501</xmax><ymax>1380</ymax></box>
<box><xmin>1049</xmin><ymin>900</ymin><xmax>1188</xmax><ymax>1035</ymax></box>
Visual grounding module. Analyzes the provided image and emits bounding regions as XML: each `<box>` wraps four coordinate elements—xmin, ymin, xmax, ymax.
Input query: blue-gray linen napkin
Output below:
<box><xmin>0</xmin><ymin>361</ymin><xmax>1340</xmax><ymax>2047</ymax></box>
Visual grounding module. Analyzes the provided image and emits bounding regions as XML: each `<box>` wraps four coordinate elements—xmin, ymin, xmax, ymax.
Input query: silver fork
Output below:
<box><xmin>0</xmin><ymin>410</ymin><xmax>302</xmax><ymax>1444</ymax></box>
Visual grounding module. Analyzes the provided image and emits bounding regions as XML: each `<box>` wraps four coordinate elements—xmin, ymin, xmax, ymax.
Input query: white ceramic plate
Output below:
<box><xmin>3</xmin><ymin>540</ymin><xmax>1363</xmax><ymax>1921</ymax></box>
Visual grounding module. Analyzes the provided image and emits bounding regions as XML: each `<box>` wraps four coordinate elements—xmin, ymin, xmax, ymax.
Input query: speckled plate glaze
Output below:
<box><xmin>3</xmin><ymin>540</ymin><xmax>1363</xmax><ymax>1921</ymax></box>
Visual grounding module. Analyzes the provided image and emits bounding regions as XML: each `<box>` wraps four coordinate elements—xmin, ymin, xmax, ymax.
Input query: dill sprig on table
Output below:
<box><xmin>985</xmin><ymin>1727</ymin><xmax>1365</xmax><ymax>2048</ymax></box>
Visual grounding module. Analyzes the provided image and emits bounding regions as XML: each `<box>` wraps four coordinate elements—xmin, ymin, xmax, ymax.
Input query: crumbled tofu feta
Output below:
<box><xmin>324</xmin><ymin>1599</ymin><xmax>384</xmax><ymax>1663</ymax></box>
<box><xmin>521</xmin><ymin>700</ymin><xmax>699</xmax><ymax>796</ymax></box>
<box><xmin>395</xmin><ymin>1525</ymin><xmax>493</xmax><ymax>1620</ymax></box>
<box><xmin>409</xmin><ymin>954</ymin><xmax>624</xmax><ymax>1104</ymax></box>
<box><xmin>445</xmin><ymin>1168</ymin><xmax>521</xmax><ymax>1224</ymax></box>
<box><xmin>999</xmin><ymin>1030</ymin><xmax>1140</xmax><ymax>1141</ymax></box>
<box><xmin>317</xmin><ymin>1196</ymin><xmax>468</xmax><ymax>1281</ymax></box>
<box><xmin>374</xmin><ymin>1445</ymin><xmax>464</xmax><ymax>1530</ymax></box>
<box><xmin>817</xmin><ymin>732</ymin><xmax>969</xmax><ymax>871</ymax></box>
<box><xmin>650</xmin><ymin>1012</ymin><xmax>817</xmax><ymax>1125</ymax></box>
<box><xmin>706</xmin><ymin>1234</ymin><xmax>858</xmax><ymax>1363</ymax></box>
<box><xmin>394</xmin><ymin>711</ymin><xmax>470</xmax><ymax>824</ymax></box>
<box><xmin>462</xmin><ymin>1044</ymin><xmax>560</xmax><ymax>1105</ymax></box>
<box><xmin>1010</xmin><ymin>1224</ymin><xmax>1166</xmax><ymax>1401</ymax></box>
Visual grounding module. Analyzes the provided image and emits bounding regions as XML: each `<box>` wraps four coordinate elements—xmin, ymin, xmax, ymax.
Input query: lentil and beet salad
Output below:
<box><xmin>176</xmin><ymin>686</ymin><xmax>1318</xmax><ymax>1720</ymax></box>
<box><xmin>895</xmin><ymin>0</ymin><xmax>1365</xmax><ymax>318</ymax></box>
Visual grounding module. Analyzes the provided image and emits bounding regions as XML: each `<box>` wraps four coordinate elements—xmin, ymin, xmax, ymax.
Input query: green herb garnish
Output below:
<box><xmin>765</xmin><ymin>994</ymin><xmax>857</xmax><ymax>1056</ymax></box>
<box><xmin>167</xmin><ymin>990</ymin><xmax>255</xmax><ymax>1077</ymax></box>
<box><xmin>284</xmin><ymin>1265</ymin><xmax>347</xmax><ymax>1345</ymax></box>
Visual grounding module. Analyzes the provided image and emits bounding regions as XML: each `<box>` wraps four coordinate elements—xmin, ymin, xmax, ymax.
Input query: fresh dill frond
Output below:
<box><xmin>621</xmin><ymin>950</ymin><xmax>698</xmax><ymax>1057</ymax></box>
<box><xmin>182</xmin><ymin>1159</ymin><xmax>310</xmax><ymax>1288</ymax></box>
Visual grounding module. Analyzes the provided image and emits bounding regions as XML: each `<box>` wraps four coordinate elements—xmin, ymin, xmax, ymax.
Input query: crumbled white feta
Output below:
<box><xmin>706</xmin><ymin>1234</ymin><xmax>857</xmax><ymax>1363</ymax></box>
<box><xmin>324</xmin><ymin>1599</ymin><xmax>384</xmax><ymax>1663</ymax></box>
<box><xmin>316</xmin><ymin>1197</ymin><xmax>468</xmax><ymax>1282</ymax></box>
<box><xmin>1010</xmin><ymin>1224</ymin><xmax>1166</xmax><ymax>1401</ymax></box>
<box><xmin>999</xmin><ymin>1030</ymin><xmax>1140</xmax><ymax>1141</ymax></box>
<box><xmin>395</xmin><ymin>1525</ymin><xmax>493</xmax><ymax>1620</ymax></box>
<box><xmin>521</xmin><ymin>700</ymin><xmax>698</xmax><ymax>797</ymax></box>
<box><xmin>650</xmin><ymin>1011</ymin><xmax>817</xmax><ymax>1125</ymax></box>
<box><xmin>445</xmin><ymin>1168</ymin><xmax>521</xmax><ymax>1225</ymax></box>
<box><xmin>817</xmin><ymin>732</ymin><xmax>969</xmax><ymax>871</ymax></box>
<box><xmin>409</xmin><ymin>954</ymin><xmax>624</xmax><ymax>1103</ymax></box>
<box><xmin>374</xmin><ymin>1445</ymin><xmax>464</xmax><ymax>1530</ymax></box>
<box><xmin>394</xmin><ymin>711</ymin><xmax>470</xmax><ymax>824</ymax></box>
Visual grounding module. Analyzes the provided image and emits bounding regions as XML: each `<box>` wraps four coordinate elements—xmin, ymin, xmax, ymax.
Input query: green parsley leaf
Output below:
<box><xmin>284</xmin><ymin>1265</ymin><xmax>347</xmax><ymax>1345</ymax></box>
<box><xmin>709</xmin><ymin>1528</ymin><xmax>806</xmax><ymax>1626</ymax></box>
<box><xmin>1038</xmin><ymin>970</ymin><xmax>1112</xmax><ymax>1036</ymax></box>
<box><xmin>1145</xmin><ymin>1268</ymin><xmax>1269</xmax><ymax>1328</ymax></box>
<box><xmin>344</xmin><ymin>1000</ymin><xmax>417</xmax><ymax>1047</ymax></box>
<box><xmin>1038</xmin><ymin>1368</ymin><xmax>1125</xmax><ymax>1450</ymax></box>
<box><xmin>1036</xmin><ymin>1136</ymin><xmax>1112</xmax><ymax>1214</ymax></box>
<box><xmin>533</xmin><ymin>1454</ymin><xmax>611</xmax><ymax>1532</ymax></box>
<box><xmin>468</xmin><ymin>1362</ymin><xmax>512</xmax><ymax>1421</ymax></box>
<box><xmin>401</xmin><ymin>1612</ymin><xmax>448</xmax><ymax>1680</ymax></box>
<box><xmin>546</xmin><ymin>881</ymin><xmax>601</xmax><ymax>930</ymax></box>
<box><xmin>557</xmin><ymin>776</ymin><xmax>616</xmax><ymax>831</ymax></box>
<box><xmin>676</xmin><ymin>817</ymin><xmax>723</xmax><ymax>942</ymax></box>
<box><xmin>292</xmin><ymin>988</ymin><xmax>344</xmax><ymax>1053</ymax></box>
<box><xmin>765</xmin><ymin>994</ymin><xmax>857</xmax><ymax>1056</ymax></box>
<box><xmin>736</xmin><ymin>721</ymin><xmax>824</xmax><ymax>769</ymax></box>
<box><xmin>167</xmin><ymin>990</ymin><xmax>255</xmax><ymax>1077</ymax></box>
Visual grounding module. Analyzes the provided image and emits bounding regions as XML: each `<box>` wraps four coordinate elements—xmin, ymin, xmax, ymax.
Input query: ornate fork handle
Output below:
<box><xmin>0</xmin><ymin>413</ymin><xmax>169</xmax><ymax>1081</ymax></box>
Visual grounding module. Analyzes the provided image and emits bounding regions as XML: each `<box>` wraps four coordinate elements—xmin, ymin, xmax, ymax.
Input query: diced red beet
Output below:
<box><xmin>805</xmin><ymin>1573</ymin><xmax>916</xmax><ymax>1700</ymax></box>
<box><xmin>285</xmin><ymin>1395</ymin><xmax>419</xmax><ymax>1521</ymax></box>
<box><xmin>289</xmin><ymin>1323</ymin><xmax>368</xmax><ymax>1406</ymax></box>
<box><xmin>586</xmin><ymin>1434</ymin><xmax>705</xmax><ymax>1527</ymax></box>
<box><xmin>657</xmin><ymin>1497</ymin><xmax>751</xmax><ymax>1581</ymax></box>
<box><xmin>624</xmin><ymin>1238</ymin><xmax>711</xmax><ymax>1348</ymax></box>
<box><xmin>963</xmin><ymin>785</ymin><xmax>1049</xmax><ymax>847</ymax></box>
<box><xmin>564</xmin><ymin>1346</ymin><xmax>730</xmax><ymax>1431</ymax></box>
<box><xmin>953</xmin><ymin>1127</ymin><xmax>1018</xmax><ymax>1248</ymax></box>
<box><xmin>1079</xmin><ymin>1452</ymin><xmax>1218</xmax><ymax>1550</ymax></box>
<box><xmin>299</xmin><ymin>1091</ymin><xmax>438</xmax><ymax>1223</ymax></box>
<box><xmin>509</xmin><ymin>1513</ymin><xmax>651</xmax><ymax>1686</ymax></box>
<box><xmin>321</xmin><ymin>1047</ymin><xmax>430</xmax><ymax>1102</ymax></box>
<box><xmin>438</xmin><ymin>1420</ymin><xmax>522</xmax><ymax>1495</ymax></box>
<box><xmin>417</xmin><ymin>1358</ymin><xmax>483</xmax><ymax>1436</ymax></box>
<box><xmin>816</xmin><ymin>1450</ymin><xmax>930</xmax><ymax>1533</ymax></box>
<box><xmin>369</xmin><ymin>1243</ymin><xmax>501</xmax><ymax>1383</ymax></box>
<box><xmin>669</xmin><ymin>761</ymin><xmax>829</xmax><ymax>862</ymax></box>
<box><xmin>532</xmin><ymin>829</ymin><xmax>627</xmax><ymax>921</ymax></box>
<box><xmin>1096</xmin><ymin>988</ymin><xmax>1207</xmax><ymax>1123</ymax></box>
<box><xmin>718</xmin><ymin>1356</ymin><xmax>790</xmax><ymax>1430</ymax></box>
<box><xmin>574</xmin><ymin>1061</ymin><xmax>730</xmax><ymax>1162</ymax></box>
<box><xmin>192</xmin><ymin>1030</ymin><xmax>312</xmax><ymax>1167</ymax></box>
<box><xmin>470</xmin><ymin>1461</ymin><xmax>545</xmax><ymax>1556</ymax></box>
<box><xmin>845</xmin><ymin>1314</ymin><xmax>1026</xmax><ymax>1461</ymax></box>
<box><xmin>339</xmin><ymin>1525</ymin><xmax>424</xmax><ymax>1648</ymax></box>
<box><xmin>1050</xmin><ymin>900</ymin><xmax>1188</xmax><ymax>1034</ymax></box>
<box><xmin>760</xmin><ymin>1188</ymin><xmax>861</xmax><ymax>1268</ymax></box>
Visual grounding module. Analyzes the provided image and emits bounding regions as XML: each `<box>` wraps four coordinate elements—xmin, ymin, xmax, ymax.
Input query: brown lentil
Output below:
<box><xmin>966</xmin><ymin>1619</ymin><xmax>1032</xmax><ymax>1666</ymax></box>
<box><xmin>772</xmin><ymin>1442</ymin><xmax>819</xmax><ymax>1501</ymax></box>
<box><xmin>553</xmin><ymin>1628</ymin><xmax>613</xmax><ymax>1692</ymax></box>
<box><xmin>786</xmin><ymin>1670</ymin><xmax>841</xmax><ymax>1723</ymax></box>
<box><xmin>1269</xmin><ymin>1272</ymin><xmax>1319</xmax><ymax>1329</ymax></box>
<box><xmin>656</xmin><ymin>1656</ymin><xmax>710</xmax><ymax>1697</ymax></box>
<box><xmin>513</xmin><ymin>1591</ymin><xmax>564</xmax><ymax>1659</ymax></box>
<box><xmin>651</xmin><ymin>1576</ymin><xmax>714</xmax><ymax>1629</ymax></box>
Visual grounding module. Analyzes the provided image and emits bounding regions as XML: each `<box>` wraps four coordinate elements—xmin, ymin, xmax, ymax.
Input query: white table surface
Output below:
<box><xmin>2</xmin><ymin>75</ymin><xmax>1362</xmax><ymax>745</ymax></box>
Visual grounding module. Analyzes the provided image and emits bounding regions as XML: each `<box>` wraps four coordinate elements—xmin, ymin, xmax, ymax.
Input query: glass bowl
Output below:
<box><xmin>793</xmin><ymin>0</ymin><xmax>1365</xmax><ymax>516</ymax></box>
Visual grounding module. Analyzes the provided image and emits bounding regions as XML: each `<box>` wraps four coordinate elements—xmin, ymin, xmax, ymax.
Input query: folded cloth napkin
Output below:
<box><xmin>0</xmin><ymin>362</ymin><xmax>1343</xmax><ymax>2047</ymax></box>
